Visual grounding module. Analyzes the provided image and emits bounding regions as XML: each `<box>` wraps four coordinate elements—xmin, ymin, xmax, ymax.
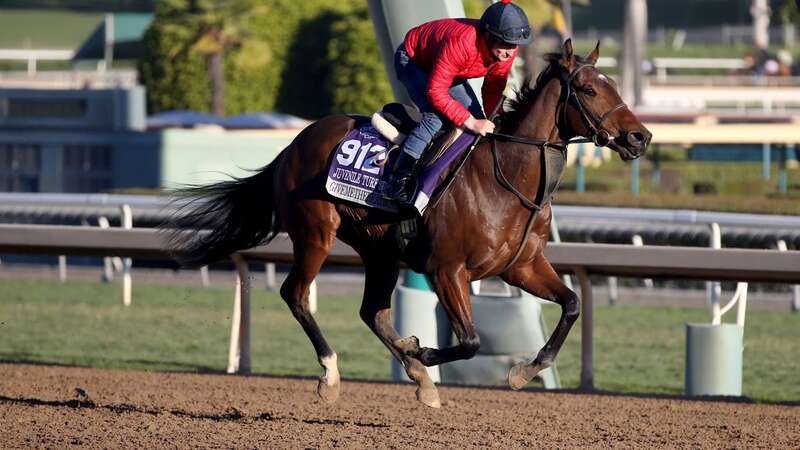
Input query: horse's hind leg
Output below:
<box><xmin>280</xmin><ymin>226</ymin><xmax>341</xmax><ymax>403</ymax></box>
<box><xmin>404</xmin><ymin>265</ymin><xmax>481</xmax><ymax>367</ymax></box>
<box><xmin>358</xmin><ymin>254</ymin><xmax>440</xmax><ymax>408</ymax></box>
<box><xmin>500</xmin><ymin>254</ymin><xmax>579</xmax><ymax>390</ymax></box>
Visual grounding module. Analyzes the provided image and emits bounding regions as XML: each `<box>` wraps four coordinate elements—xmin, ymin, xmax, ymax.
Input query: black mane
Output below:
<box><xmin>499</xmin><ymin>53</ymin><xmax>591</xmax><ymax>134</ymax></box>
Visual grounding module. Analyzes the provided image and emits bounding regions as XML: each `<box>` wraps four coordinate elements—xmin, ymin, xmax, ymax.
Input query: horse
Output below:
<box><xmin>168</xmin><ymin>39</ymin><xmax>652</xmax><ymax>408</ymax></box>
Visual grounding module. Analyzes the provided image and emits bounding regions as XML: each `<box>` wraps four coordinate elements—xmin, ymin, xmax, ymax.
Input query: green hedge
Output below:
<box><xmin>327</xmin><ymin>9</ymin><xmax>393</xmax><ymax>115</ymax></box>
<box><xmin>139</xmin><ymin>0</ymin><xmax>395</xmax><ymax>118</ymax></box>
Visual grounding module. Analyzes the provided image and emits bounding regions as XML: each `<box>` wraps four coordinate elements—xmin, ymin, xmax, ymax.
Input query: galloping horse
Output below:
<box><xmin>169</xmin><ymin>40</ymin><xmax>651</xmax><ymax>408</ymax></box>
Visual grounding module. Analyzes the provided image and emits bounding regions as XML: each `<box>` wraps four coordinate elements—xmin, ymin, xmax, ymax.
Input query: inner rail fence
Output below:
<box><xmin>2</xmin><ymin>193</ymin><xmax>799</xmax><ymax>310</ymax></box>
<box><xmin>1</xmin><ymin>223</ymin><xmax>798</xmax><ymax>389</ymax></box>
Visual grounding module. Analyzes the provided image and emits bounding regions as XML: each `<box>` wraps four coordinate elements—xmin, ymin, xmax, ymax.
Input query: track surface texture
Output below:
<box><xmin>1</xmin><ymin>363</ymin><xmax>797</xmax><ymax>449</ymax></box>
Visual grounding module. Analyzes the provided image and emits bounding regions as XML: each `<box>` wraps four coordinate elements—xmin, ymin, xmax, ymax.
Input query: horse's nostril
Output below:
<box><xmin>627</xmin><ymin>132</ymin><xmax>645</xmax><ymax>146</ymax></box>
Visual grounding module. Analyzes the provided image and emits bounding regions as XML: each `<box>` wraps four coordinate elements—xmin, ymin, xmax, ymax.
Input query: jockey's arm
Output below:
<box><xmin>428</xmin><ymin>40</ymin><xmax>496</xmax><ymax>136</ymax></box>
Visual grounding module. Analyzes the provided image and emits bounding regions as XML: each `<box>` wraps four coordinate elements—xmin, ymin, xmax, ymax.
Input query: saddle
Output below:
<box><xmin>327</xmin><ymin>105</ymin><xmax>477</xmax><ymax>216</ymax></box>
<box><xmin>370</xmin><ymin>103</ymin><xmax>463</xmax><ymax>167</ymax></box>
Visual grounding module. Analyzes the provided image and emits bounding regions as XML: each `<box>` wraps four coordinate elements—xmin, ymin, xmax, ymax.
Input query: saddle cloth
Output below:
<box><xmin>325</xmin><ymin>106</ymin><xmax>476</xmax><ymax>214</ymax></box>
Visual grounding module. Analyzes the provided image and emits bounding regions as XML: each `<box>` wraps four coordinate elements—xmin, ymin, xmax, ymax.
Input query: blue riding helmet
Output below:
<box><xmin>479</xmin><ymin>0</ymin><xmax>533</xmax><ymax>46</ymax></box>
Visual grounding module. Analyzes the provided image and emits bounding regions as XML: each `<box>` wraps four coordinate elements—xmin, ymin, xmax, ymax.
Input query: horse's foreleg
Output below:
<box><xmin>501</xmin><ymin>254</ymin><xmax>579</xmax><ymax>390</ymax></box>
<box><xmin>358</xmin><ymin>256</ymin><xmax>440</xmax><ymax>408</ymax></box>
<box><xmin>281</xmin><ymin>231</ymin><xmax>341</xmax><ymax>404</ymax></box>
<box><xmin>410</xmin><ymin>265</ymin><xmax>481</xmax><ymax>367</ymax></box>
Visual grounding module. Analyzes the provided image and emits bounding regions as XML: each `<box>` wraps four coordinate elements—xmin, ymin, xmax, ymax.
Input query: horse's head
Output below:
<box><xmin>554</xmin><ymin>39</ymin><xmax>651</xmax><ymax>161</ymax></box>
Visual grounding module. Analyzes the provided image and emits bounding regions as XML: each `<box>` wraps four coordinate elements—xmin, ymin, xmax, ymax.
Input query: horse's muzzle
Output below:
<box><xmin>618</xmin><ymin>128</ymin><xmax>651</xmax><ymax>159</ymax></box>
<box><xmin>626</xmin><ymin>129</ymin><xmax>652</xmax><ymax>150</ymax></box>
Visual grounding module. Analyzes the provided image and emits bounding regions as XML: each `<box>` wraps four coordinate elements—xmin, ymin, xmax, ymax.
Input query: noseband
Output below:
<box><xmin>561</xmin><ymin>64</ymin><xmax>628</xmax><ymax>147</ymax></box>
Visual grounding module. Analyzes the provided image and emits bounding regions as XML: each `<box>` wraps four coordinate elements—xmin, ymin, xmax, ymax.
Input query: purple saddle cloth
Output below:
<box><xmin>325</xmin><ymin>124</ymin><xmax>476</xmax><ymax>214</ymax></box>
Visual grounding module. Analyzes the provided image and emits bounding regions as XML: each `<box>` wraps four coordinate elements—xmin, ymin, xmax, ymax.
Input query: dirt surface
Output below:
<box><xmin>1</xmin><ymin>363</ymin><xmax>798</xmax><ymax>449</ymax></box>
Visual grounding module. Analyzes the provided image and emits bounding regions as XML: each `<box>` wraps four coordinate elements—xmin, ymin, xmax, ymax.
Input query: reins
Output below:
<box><xmin>486</xmin><ymin>132</ymin><xmax>591</xmax><ymax>151</ymax></box>
<box><xmin>486</xmin><ymin>62</ymin><xmax>628</xmax><ymax>273</ymax></box>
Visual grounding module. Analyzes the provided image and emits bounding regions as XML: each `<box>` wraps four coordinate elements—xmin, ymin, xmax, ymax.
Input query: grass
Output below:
<box><xmin>0</xmin><ymin>9</ymin><xmax>102</xmax><ymax>50</ymax></box>
<box><xmin>0</xmin><ymin>278</ymin><xmax>386</xmax><ymax>379</ymax></box>
<box><xmin>556</xmin><ymin>149</ymin><xmax>800</xmax><ymax>215</ymax></box>
<box><xmin>1</xmin><ymin>278</ymin><xmax>798</xmax><ymax>403</ymax></box>
<box><xmin>542</xmin><ymin>304</ymin><xmax>800</xmax><ymax>403</ymax></box>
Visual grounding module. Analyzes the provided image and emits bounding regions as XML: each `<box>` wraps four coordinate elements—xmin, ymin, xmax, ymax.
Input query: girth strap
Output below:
<box><xmin>492</xmin><ymin>139</ymin><xmax>545</xmax><ymax>274</ymax></box>
<box><xmin>490</xmin><ymin>138</ymin><xmax>544</xmax><ymax>212</ymax></box>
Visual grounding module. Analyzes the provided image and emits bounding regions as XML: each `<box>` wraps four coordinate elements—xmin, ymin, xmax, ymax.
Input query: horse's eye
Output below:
<box><xmin>584</xmin><ymin>86</ymin><xmax>597</xmax><ymax>96</ymax></box>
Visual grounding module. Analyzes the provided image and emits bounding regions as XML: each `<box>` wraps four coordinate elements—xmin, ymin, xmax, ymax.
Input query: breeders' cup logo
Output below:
<box><xmin>357</xmin><ymin>126</ymin><xmax>381</xmax><ymax>139</ymax></box>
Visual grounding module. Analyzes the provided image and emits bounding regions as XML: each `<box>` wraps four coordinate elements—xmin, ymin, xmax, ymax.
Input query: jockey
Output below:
<box><xmin>384</xmin><ymin>0</ymin><xmax>532</xmax><ymax>205</ymax></box>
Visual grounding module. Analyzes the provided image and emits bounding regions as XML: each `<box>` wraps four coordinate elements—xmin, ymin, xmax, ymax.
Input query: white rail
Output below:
<box><xmin>1</xmin><ymin>224</ymin><xmax>799</xmax><ymax>389</ymax></box>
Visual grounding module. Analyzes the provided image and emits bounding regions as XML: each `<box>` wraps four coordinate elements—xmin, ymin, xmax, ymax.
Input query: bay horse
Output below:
<box><xmin>168</xmin><ymin>40</ymin><xmax>651</xmax><ymax>408</ymax></box>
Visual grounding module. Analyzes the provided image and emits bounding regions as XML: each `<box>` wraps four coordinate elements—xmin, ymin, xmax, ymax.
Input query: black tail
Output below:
<box><xmin>164</xmin><ymin>157</ymin><xmax>282</xmax><ymax>267</ymax></box>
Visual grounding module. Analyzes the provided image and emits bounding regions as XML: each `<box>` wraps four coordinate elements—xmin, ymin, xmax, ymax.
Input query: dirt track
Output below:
<box><xmin>1</xmin><ymin>363</ymin><xmax>797</xmax><ymax>449</ymax></box>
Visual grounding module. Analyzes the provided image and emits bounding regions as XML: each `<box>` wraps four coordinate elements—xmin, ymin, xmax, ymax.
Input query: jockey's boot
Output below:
<box><xmin>383</xmin><ymin>151</ymin><xmax>420</xmax><ymax>206</ymax></box>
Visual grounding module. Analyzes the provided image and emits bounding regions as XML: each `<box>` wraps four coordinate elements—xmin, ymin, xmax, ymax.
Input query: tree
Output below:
<box><xmin>156</xmin><ymin>0</ymin><xmax>261</xmax><ymax>115</ymax></box>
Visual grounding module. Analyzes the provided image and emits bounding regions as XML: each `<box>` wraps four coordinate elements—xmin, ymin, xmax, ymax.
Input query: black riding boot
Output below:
<box><xmin>383</xmin><ymin>151</ymin><xmax>420</xmax><ymax>205</ymax></box>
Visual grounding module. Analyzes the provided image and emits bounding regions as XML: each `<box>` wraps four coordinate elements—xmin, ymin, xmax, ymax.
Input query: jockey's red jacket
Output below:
<box><xmin>403</xmin><ymin>18</ymin><xmax>517</xmax><ymax>127</ymax></box>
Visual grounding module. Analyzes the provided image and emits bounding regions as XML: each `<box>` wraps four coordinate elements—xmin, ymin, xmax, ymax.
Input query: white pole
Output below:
<box><xmin>200</xmin><ymin>266</ymin><xmax>210</xmax><ymax>288</ymax></box>
<box><xmin>735</xmin><ymin>282</ymin><xmax>748</xmax><ymax>329</ymax></box>
<box><xmin>708</xmin><ymin>223</ymin><xmax>722</xmax><ymax>324</ymax></box>
<box><xmin>265</xmin><ymin>263</ymin><xmax>276</xmax><ymax>291</ymax></box>
<box><xmin>58</xmin><ymin>255</ymin><xmax>67</xmax><ymax>282</ymax></box>
<box><xmin>120</xmin><ymin>205</ymin><xmax>133</xmax><ymax>306</ymax></box>
<box><xmin>607</xmin><ymin>276</ymin><xmax>618</xmax><ymax>306</ymax></box>
<box><xmin>230</xmin><ymin>254</ymin><xmax>251</xmax><ymax>374</ymax></box>
<box><xmin>632</xmin><ymin>235</ymin><xmax>653</xmax><ymax>289</ymax></box>
<box><xmin>227</xmin><ymin>270</ymin><xmax>242</xmax><ymax>374</ymax></box>
<box><xmin>309</xmin><ymin>280</ymin><xmax>318</xmax><ymax>315</ymax></box>
<box><xmin>98</xmin><ymin>216</ymin><xmax>114</xmax><ymax>282</ymax></box>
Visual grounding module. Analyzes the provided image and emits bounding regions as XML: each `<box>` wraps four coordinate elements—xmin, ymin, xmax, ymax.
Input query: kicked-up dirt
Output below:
<box><xmin>1</xmin><ymin>363</ymin><xmax>797</xmax><ymax>449</ymax></box>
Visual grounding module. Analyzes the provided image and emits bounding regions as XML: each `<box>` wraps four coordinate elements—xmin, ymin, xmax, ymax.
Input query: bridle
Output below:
<box><xmin>487</xmin><ymin>62</ymin><xmax>628</xmax><ymax>150</ymax></box>
<box><xmin>480</xmin><ymin>62</ymin><xmax>630</xmax><ymax>273</ymax></box>
<box><xmin>560</xmin><ymin>63</ymin><xmax>628</xmax><ymax>148</ymax></box>
<box><xmin>432</xmin><ymin>61</ymin><xmax>632</xmax><ymax>216</ymax></box>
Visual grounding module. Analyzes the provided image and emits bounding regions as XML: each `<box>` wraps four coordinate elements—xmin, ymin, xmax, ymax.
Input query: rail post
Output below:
<box><xmin>309</xmin><ymin>280</ymin><xmax>318</xmax><ymax>315</ymax></box>
<box><xmin>576</xmin><ymin>143</ymin><xmax>586</xmax><ymax>193</ymax></box>
<box><xmin>777</xmin><ymin>240</ymin><xmax>800</xmax><ymax>312</ymax></box>
<box><xmin>575</xmin><ymin>267</ymin><xmax>594</xmax><ymax>391</ymax></box>
<box><xmin>58</xmin><ymin>255</ymin><xmax>67</xmax><ymax>282</ymax></box>
<box><xmin>97</xmin><ymin>216</ymin><xmax>115</xmax><ymax>282</ymax></box>
<box><xmin>227</xmin><ymin>253</ymin><xmax>251</xmax><ymax>374</ymax></box>
<box><xmin>265</xmin><ymin>263</ymin><xmax>277</xmax><ymax>291</ymax></box>
<box><xmin>707</xmin><ymin>223</ymin><xmax>722</xmax><ymax>323</ymax></box>
<box><xmin>631</xmin><ymin>157</ymin><xmax>640</xmax><ymax>195</ymax></box>
<box><xmin>632</xmin><ymin>235</ymin><xmax>654</xmax><ymax>289</ymax></box>
<box><xmin>200</xmin><ymin>266</ymin><xmax>210</xmax><ymax>288</ymax></box>
<box><xmin>120</xmin><ymin>205</ymin><xmax>133</xmax><ymax>306</ymax></box>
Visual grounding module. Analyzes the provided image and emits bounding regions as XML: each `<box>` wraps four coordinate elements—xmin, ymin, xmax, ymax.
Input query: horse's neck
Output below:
<box><xmin>482</xmin><ymin>76</ymin><xmax>563</xmax><ymax>197</ymax></box>
<box><xmin>515</xmin><ymin>75</ymin><xmax>563</xmax><ymax>145</ymax></box>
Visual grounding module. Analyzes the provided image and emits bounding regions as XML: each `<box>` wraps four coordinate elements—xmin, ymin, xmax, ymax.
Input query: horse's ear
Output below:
<box><xmin>586</xmin><ymin>41</ymin><xmax>600</xmax><ymax>65</ymax></box>
<box><xmin>560</xmin><ymin>38</ymin><xmax>575</xmax><ymax>68</ymax></box>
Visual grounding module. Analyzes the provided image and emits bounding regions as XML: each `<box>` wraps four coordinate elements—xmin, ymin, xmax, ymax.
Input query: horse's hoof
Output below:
<box><xmin>416</xmin><ymin>385</ymin><xmax>441</xmax><ymax>408</ymax></box>
<box><xmin>509</xmin><ymin>361</ymin><xmax>551</xmax><ymax>390</ymax></box>
<box><xmin>317</xmin><ymin>376</ymin><xmax>340</xmax><ymax>404</ymax></box>
<box><xmin>508</xmin><ymin>362</ymin><xmax>533</xmax><ymax>390</ymax></box>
